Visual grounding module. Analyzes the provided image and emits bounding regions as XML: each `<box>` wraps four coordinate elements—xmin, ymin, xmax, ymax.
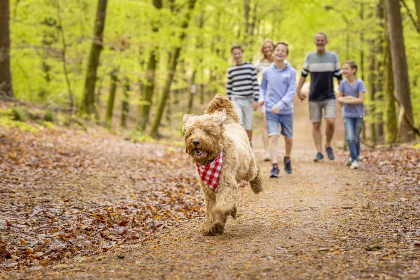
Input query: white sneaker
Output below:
<box><xmin>264</xmin><ymin>152</ymin><xmax>271</xmax><ymax>161</ymax></box>
<box><xmin>346</xmin><ymin>158</ymin><xmax>352</xmax><ymax>166</ymax></box>
<box><xmin>350</xmin><ymin>161</ymin><xmax>359</xmax><ymax>169</ymax></box>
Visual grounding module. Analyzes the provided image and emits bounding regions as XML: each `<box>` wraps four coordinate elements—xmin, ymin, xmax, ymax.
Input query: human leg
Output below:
<box><xmin>279</xmin><ymin>113</ymin><xmax>293</xmax><ymax>173</ymax></box>
<box><xmin>241</xmin><ymin>99</ymin><xmax>254</xmax><ymax>144</ymax></box>
<box><xmin>344</xmin><ymin>117</ymin><xmax>358</xmax><ymax>162</ymax></box>
<box><xmin>312</xmin><ymin>121</ymin><xmax>322</xmax><ymax>153</ymax></box>
<box><xmin>324</xmin><ymin>99</ymin><xmax>336</xmax><ymax>149</ymax></box>
<box><xmin>309</xmin><ymin>101</ymin><xmax>323</xmax><ymax>155</ymax></box>
<box><xmin>266</xmin><ymin>111</ymin><xmax>280</xmax><ymax>177</ymax></box>
<box><xmin>354</xmin><ymin>117</ymin><xmax>363</xmax><ymax>158</ymax></box>
<box><xmin>261</xmin><ymin>109</ymin><xmax>270</xmax><ymax>160</ymax></box>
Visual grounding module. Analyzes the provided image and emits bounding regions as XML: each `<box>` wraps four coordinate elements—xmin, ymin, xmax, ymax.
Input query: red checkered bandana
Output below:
<box><xmin>196</xmin><ymin>152</ymin><xmax>223</xmax><ymax>192</ymax></box>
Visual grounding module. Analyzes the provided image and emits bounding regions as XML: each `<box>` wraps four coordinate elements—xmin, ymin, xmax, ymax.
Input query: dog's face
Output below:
<box><xmin>182</xmin><ymin>111</ymin><xmax>227</xmax><ymax>165</ymax></box>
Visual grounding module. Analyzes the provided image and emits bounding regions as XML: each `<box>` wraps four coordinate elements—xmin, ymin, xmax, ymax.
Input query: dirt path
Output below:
<box><xmin>4</xmin><ymin>103</ymin><xmax>420</xmax><ymax>279</ymax></box>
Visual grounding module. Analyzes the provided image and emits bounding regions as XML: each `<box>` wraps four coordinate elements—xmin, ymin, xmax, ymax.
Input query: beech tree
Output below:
<box><xmin>385</xmin><ymin>0</ymin><xmax>415</xmax><ymax>142</ymax></box>
<box><xmin>0</xmin><ymin>0</ymin><xmax>13</xmax><ymax>99</ymax></box>
<box><xmin>81</xmin><ymin>0</ymin><xmax>108</xmax><ymax>117</ymax></box>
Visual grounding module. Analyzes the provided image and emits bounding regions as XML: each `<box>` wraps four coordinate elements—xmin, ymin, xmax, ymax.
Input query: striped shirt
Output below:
<box><xmin>301</xmin><ymin>51</ymin><xmax>342</xmax><ymax>102</ymax></box>
<box><xmin>226</xmin><ymin>62</ymin><xmax>259</xmax><ymax>100</ymax></box>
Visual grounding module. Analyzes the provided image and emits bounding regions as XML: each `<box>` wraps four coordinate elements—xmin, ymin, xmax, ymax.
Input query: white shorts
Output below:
<box><xmin>231</xmin><ymin>98</ymin><xmax>253</xmax><ymax>130</ymax></box>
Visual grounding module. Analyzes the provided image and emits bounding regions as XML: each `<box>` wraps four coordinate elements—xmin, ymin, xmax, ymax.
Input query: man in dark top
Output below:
<box><xmin>296</xmin><ymin>32</ymin><xmax>342</xmax><ymax>162</ymax></box>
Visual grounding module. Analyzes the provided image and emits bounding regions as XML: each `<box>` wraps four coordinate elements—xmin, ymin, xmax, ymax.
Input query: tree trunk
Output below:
<box><xmin>383</xmin><ymin>33</ymin><xmax>398</xmax><ymax>143</ymax></box>
<box><xmin>56</xmin><ymin>0</ymin><xmax>74</xmax><ymax>112</ymax></box>
<box><xmin>81</xmin><ymin>0</ymin><xmax>108</xmax><ymax>117</ymax></box>
<box><xmin>415</xmin><ymin>0</ymin><xmax>420</xmax><ymax>31</ymax></box>
<box><xmin>368</xmin><ymin>42</ymin><xmax>377</xmax><ymax>144</ymax></box>
<box><xmin>149</xmin><ymin>0</ymin><xmax>197</xmax><ymax>138</ymax></box>
<box><xmin>137</xmin><ymin>0</ymin><xmax>162</xmax><ymax>132</ymax></box>
<box><xmin>120</xmin><ymin>78</ymin><xmax>130</xmax><ymax>128</ymax></box>
<box><xmin>384</xmin><ymin>0</ymin><xmax>415</xmax><ymax>142</ymax></box>
<box><xmin>105</xmin><ymin>69</ymin><xmax>118</xmax><ymax>128</ymax></box>
<box><xmin>0</xmin><ymin>0</ymin><xmax>14</xmax><ymax>99</ymax></box>
<box><xmin>186</xmin><ymin>70</ymin><xmax>197</xmax><ymax>114</ymax></box>
<box><xmin>360</xmin><ymin>2</ymin><xmax>366</xmax><ymax>140</ymax></box>
<box><xmin>375</xmin><ymin>1</ymin><xmax>385</xmax><ymax>142</ymax></box>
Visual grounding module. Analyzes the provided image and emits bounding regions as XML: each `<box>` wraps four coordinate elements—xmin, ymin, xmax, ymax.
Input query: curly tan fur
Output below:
<box><xmin>205</xmin><ymin>94</ymin><xmax>240</xmax><ymax>123</ymax></box>
<box><xmin>183</xmin><ymin>95</ymin><xmax>263</xmax><ymax>236</ymax></box>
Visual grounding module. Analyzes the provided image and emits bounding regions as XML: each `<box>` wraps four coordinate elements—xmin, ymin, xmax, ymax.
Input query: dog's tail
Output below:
<box><xmin>205</xmin><ymin>94</ymin><xmax>240</xmax><ymax>123</ymax></box>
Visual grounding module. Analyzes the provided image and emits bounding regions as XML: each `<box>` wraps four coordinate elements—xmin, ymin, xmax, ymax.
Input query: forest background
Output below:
<box><xmin>1</xmin><ymin>0</ymin><xmax>420</xmax><ymax>144</ymax></box>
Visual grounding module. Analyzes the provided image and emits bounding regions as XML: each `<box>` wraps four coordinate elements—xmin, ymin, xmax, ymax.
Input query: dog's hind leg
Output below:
<box><xmin>246</xmin><ymin>157</ymin><xmax>263</xmax><ymax>194</ymax></box>
<box><xmin>250</xmin><ymin>166</ymin><xmax>263</xmax><ymax>194</ymax></box>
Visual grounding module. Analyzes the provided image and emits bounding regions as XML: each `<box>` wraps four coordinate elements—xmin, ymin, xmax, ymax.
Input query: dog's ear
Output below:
<box><xmin>183</xmin><ymin>114</ymin><xmax>192</xmax><ymax>123</ymax></box>
<box><xmin>212</xmin><ymin>110</ymin><xmax>227</xmax><ymax>126</ymax></box>
<box><xmin>182</xmin><ymin>114</ymin><xmax>193</xmax><ymax>133</ymax></box>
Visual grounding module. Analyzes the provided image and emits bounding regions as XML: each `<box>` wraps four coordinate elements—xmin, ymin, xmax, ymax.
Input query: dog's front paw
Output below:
<box><xmin>203</xmin><ymin>222</ymin><xmax>225</xmax><ymax>236</ymax></box>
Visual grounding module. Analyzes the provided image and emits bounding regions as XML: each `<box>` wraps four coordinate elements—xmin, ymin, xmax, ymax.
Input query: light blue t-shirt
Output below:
<box><xmin>259</xmin><ymin>63</ymin><xmax>297</xmax><ymax>115</ymax></box>
<box><xmin>338</xmin><ymin>79</ymin><xmax>366</xmax><ymax>118</ymax></box>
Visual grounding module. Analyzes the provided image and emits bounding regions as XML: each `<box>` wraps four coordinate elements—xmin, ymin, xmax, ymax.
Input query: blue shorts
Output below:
<box><xmin>266</xmin><ymin>112</ymin><xmax>293</xmax><ymax>138</ymax></box>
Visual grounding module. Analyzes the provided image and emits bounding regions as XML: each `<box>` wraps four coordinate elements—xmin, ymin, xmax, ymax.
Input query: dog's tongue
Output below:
<box><xmin>200</xmin><ymin>151</ymin><xmax>208</xmax><ymax>158</ymax></box>
<box><xmin>195</xmin><ymin>149</ymin><xmax>207</xmax><ymax>158</ymax></box>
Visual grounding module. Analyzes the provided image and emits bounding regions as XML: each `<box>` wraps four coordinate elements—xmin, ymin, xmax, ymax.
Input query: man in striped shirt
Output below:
<box><xmin>227</xmin><ymin>45</ymin><xmax>259</xmax><ymax>143</ymax></box>
<box><xmin>296</xmin><ymin>32</ymin><xmax>342</xmax><ymax>162</ymax></box>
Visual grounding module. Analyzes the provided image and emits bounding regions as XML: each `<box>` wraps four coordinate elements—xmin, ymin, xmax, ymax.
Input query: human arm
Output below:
<box><xmin>251</xmin><ymin>67</ymin><xmax>259</xmax><ymax>110</ymax></box>
<box><xmin>297</xmin><ymin>54</ymin><xmax>310</xmax><ymax>101</ymax></box>
<box><xmin>258</xmin><ymin>70</ymin><xmax>268</xmax><ymax>106</ymax></box>
<box><xmin>296</xmin><ymin>76</ymin><xmax>307</xmax><ymax>101</ymax></box>
<box><xmin>338</xmin><ymin>92</ymin><xmax>364</xmax><ymax>104</ymax></box>
<box><xmin>275</xmin><ymin>70</ymin><xmax>297</xmax><ymax>111</ymax></box>
<box><xmin>226</xmin><ymin>69</ymin><xmax>232</xmax><ymax>99</ymax></box>
<box><xmin>333</xmin><ymin>53</ymin><xmax>343</xmax><ymax>82</ymax></box>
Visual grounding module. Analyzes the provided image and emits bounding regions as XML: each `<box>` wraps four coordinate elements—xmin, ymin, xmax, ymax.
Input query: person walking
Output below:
<box><xmin>255</xmin><ymin>39</ymin><xmax>275</xmax><ymax>161</ymax></box>
<box><xmin>258</xmin><ymin>42</ymin><xmax>296</xmax><ymax>177</ymax></box>
<box><xmin>337</xmin><ymin>61</ymin><xmax>366</xmax><ymax>169</ymax></box>
<box><xmin>296</xmin><ymin>32</ymin><xmax>342</xmax><ymax>162</ymax></box>
<box><xmin>227</xmin><ymin>45</ymin><xmax>259</xmax><ymax>143</ymax></box>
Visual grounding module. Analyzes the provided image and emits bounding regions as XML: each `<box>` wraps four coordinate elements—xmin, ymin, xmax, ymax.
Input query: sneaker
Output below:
<box><xmin>325</xmin><ymin>146</ymin><xmax>335</xmax><ymax>160</ymax></box>
<box><xmin>284</xmin><ymin>157</ymin><xmax>292</xmax><ymax>174</ymax></box>
<box><xmin>350</xmin><ymin>161</ymin><xmax>359</xmax><ymax>169</ymax></box>
<box><xmin>346</xmin><ymin>158</ymin><xmax>352</xmax><ymax>166</ymax></box>
<box><xmin>264</xmin><ymin>152</ymin><xmax>271</xmax><ymax>162</ymax></box>
<box><xmin>314</xmin><ymin>152</ymin><xmax>324</xmax><ymax>162</ymax></box>
<box><xmin>270</xmin><ymin>166</ymin><xmax>280</xmax><ymax>178</ymax></box>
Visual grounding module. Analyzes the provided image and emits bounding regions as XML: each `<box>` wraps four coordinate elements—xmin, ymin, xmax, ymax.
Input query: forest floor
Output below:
<box><xmin>1</xmin><ymin>101</ymin><xmax>420</xmax><ymax>279</ymax></box>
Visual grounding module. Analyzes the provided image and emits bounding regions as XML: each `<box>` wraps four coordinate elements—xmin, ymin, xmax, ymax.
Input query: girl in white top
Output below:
<box><xmin>255</xmin><ymin>40</ymin><xmax>275</xmax><ymax>161</ymax></box>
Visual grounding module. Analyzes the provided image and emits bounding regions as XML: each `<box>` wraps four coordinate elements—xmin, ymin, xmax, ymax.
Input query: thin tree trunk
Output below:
<box><xmin>121</xmin><ymin>78</ymin><xmax>130</xmax><ymax>128</ymax></box>
<box><xmin>56</xmin><ymin>0</ymin><xmax>74</xmax><ymax>112</ymax></box>
<box><xmin>415</xmin><ymin>0</ymin><xmax>420</xmax><ymax>30</ymax></box>
<box><xmin>375</xmin><ymin>1</ymin><xmax>385</xmax><ymax>142</ymax></box>
<box><xmin>106</xmin><ymin>69</ymin><xmax>118</xmax><ymax>128</ymax></box>
<box><xmin>360</xmin><ymin>2</ymin><xmax>366</xmax><ymax>140</ymax></box>
<box><xmin>150</xmin><ymin>0</ymin><xmax>197</xmax><ymax>138</ymax></box>
<box><xmin>384</xmin><ymin>0</ymin><xmax>415</xmax><ymax>142</ymax></box>
<box><xmin>0</xmin><ymin>0</ymin><xmax>14</xmax><ymax>99</ymax></box>
<box><xmin>368</xmin><ymin>43</ymin><xmax>377</xmax><ymax>144</ymax></box>
<box><xmin>186</xmin><ymin>70</ymin><xmax>197</xmax><ymax>114</ymax></box>
<box><xmin>81</xmin><ymin>0</ymin><xmax>108</xmax><ymax>117</ymax></box>
<box><xmin>383</xmin><ymin>32</ymin><xmax>398</xmax><ymax>143</ymax></box>
<box><xmin>137</xmin><ymin>0</ymin><xmax>162</xmax><ymax>132</ymax></box>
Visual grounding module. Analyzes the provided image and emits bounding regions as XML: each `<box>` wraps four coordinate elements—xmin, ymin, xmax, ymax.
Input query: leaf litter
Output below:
<box><xmin>0</xmin><ymin>126</ymin><xmax>203</xmax><ymax>271</ymax></box>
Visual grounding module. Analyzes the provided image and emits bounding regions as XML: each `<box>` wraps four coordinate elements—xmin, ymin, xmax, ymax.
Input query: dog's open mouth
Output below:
<box><xmin>194</xmin><ymin>148</ymin><xmax>208</xmax><ymax>158</ymax></box>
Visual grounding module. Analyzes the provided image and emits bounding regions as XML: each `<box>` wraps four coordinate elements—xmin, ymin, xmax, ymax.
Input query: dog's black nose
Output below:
<box><xmin>193</xmin><ymin>139</ymin><xmax>199</xmax><ymax>146</ymax></box>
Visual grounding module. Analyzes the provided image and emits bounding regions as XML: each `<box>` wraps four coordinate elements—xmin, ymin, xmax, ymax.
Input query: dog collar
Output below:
<box><xmin>196</xmin><ymin>152</ymin><xmax>223</xmax><ymax>192</ymax></box>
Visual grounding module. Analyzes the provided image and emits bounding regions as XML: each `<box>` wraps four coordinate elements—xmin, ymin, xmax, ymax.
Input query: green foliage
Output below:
<box><xmin>11</xmin><ymin>107</ymin><xmax>28</xmax><ymax>122</ymax></box>
<box><xmin>7</xmin><ymin>0</ymin><xmax>420</xmax><ymax>142</ymax></box>
<box><xmin>44</xmin><ymin>110</ymin><xmax>54</xmax><ymax>122</ymax></box>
